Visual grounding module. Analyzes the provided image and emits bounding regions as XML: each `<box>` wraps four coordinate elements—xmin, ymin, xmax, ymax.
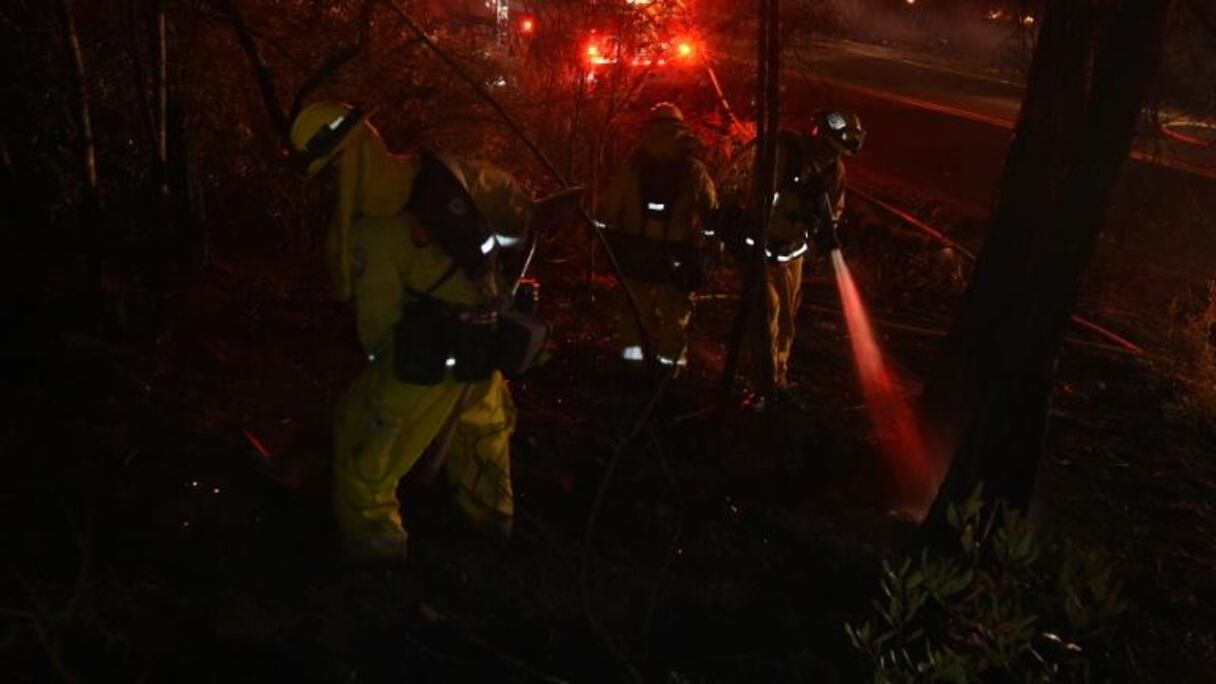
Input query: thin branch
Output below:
<box><xmin>288</xmin><ymin>0</ymin><xmax>376</xmax><ymax>121</ymax></box>
<box><xmin>288</xmin><ymin>44</ymin><xmax>360</xmax><ymax>122</ymax></box>
<box><xmin>206</xmin><ymin>0</ymin><xmax>290</xmax><ymax>146</ymax></box>
<box><xmin>194</xmin><ymin>6</ymin><xmax>293</xmax><ymax>59</ymax></box>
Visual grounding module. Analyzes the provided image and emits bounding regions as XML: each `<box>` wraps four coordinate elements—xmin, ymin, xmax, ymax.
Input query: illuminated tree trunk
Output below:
<box><xmin>921</xmin><ymin>0</ymin><xmax>1176</xmax><ymax>515</ymax></box>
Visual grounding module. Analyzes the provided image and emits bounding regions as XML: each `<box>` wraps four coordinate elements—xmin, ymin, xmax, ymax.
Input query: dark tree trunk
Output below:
<box><xmin>921</xmin><ymin>0</ymin><xmax>1176</xmax><ymax>517</ymax></box>
<box><xmin>720</xmin><ymin>0</ymin><xmax>780</xmax><ymax>404</ymax></box>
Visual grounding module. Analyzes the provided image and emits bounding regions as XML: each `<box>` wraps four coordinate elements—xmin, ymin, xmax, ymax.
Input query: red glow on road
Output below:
<box><xmin>831</xmin><ymin>250</ymin><xmax>937</xmax><ymax>514</ymax></box>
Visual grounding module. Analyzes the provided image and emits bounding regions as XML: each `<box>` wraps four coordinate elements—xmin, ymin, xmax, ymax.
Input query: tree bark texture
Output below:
<box><xmin>921</xmin><ymin>0</ymin><xmax>1176</xmax><ymax>516</ymax></box>
<box><xmin>720</xmin><ymin>0</ymin><xmax>780</xmax><ymax>403</ymax></box>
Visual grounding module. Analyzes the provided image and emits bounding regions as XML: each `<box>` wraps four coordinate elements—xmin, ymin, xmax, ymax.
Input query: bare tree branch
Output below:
<box><xmin>289</xmin><ymin>44</ymin><xmax>361</xmax><ymax>122</ymax></box>
<box><xmin>206</xmin><ymin>0</ymin><xmax>290</xmax><ymax>146</ymax></box>
<box><xmin>288</xmin><ymin>0</ymin><xmax>377</xmax><ymax>122</ymax></box>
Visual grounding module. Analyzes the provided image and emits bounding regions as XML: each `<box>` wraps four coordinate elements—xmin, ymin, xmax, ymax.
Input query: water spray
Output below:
<box><xmin>830</xmin><ymin>248</ymin><xmax>938</xmax><ymax>514</ymax></box>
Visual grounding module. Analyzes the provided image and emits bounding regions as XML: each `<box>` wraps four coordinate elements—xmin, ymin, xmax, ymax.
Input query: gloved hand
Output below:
<box><xmin>824</xmin><ymin>219</ymin><xmax>842</xmax><ymax>252</ymax></box>
<box><xmin>814</xmin><ymin>217</ymin><xmax>842</xmax><ymax>253</ymax></box>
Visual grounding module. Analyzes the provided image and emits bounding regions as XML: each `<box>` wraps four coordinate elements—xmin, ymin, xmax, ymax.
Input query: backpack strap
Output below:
<box><xmin>405</xmin><ymin>261</ymin><xmax>461</xmax><ymax>300</ymax></box>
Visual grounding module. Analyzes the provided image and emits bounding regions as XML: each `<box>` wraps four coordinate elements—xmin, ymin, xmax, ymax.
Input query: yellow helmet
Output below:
<box><xmin>289</xmin><ymin>101</ymin><xmax>370</xmax><ymax>178</ymax></box>
<box><xmin>646</xmin><ymin>102</ymin><xmax>685</xmax><ymax>125</ymax></box>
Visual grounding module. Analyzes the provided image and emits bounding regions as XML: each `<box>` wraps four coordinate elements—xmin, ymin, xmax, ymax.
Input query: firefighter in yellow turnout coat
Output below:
<box><xmin>291</xmin><ymin>102</ymin><xmax>542</xmax><ymax>561</ymax></box>
<box><xmin>598</xmin><ymin>103</ymin><xmax>718</xmax><ymax>369</ymax></box>
<box><xmin>753</xmin><ymin>110</ymin><xmax>864</xmax><ymax>391</ymax></box>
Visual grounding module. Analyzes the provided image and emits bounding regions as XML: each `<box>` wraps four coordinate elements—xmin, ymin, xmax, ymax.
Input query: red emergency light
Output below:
<box><xmin>582</xmin><ymin>30</ymin><xmax>702</xmax><ymax>70</ymax></box>
<box><xmin>520</xmin><ymin>17</ymin><xmax>535</xmax><ymax>34</ymax></box>
<box><xmin>585</xmin><ymin>41</ymin><xmax>613</xmax><ymax>65</ymax></box>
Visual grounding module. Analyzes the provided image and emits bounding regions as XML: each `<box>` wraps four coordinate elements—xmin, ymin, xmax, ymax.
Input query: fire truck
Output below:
<box><xmin>581</xmin><ymin>0</ymin><xmax>702</xmax><ymax>75</ymax></box>
<box><xmin>438</xmin><ymin>0</ymin><xmax>704</xmax><ymax>85</ymax></box>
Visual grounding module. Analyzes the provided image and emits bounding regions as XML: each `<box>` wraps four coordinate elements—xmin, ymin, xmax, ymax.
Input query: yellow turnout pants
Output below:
<box><xmin>332</xmin><ymin>353</ymin><xmax>515</xmax><ymax>559</ymax></box>
<box><xmin>750</xmin><ymin>257</ymin><xmax>804</xmax><ymax>390</ymax></box>
<box><xmin>615</xmin><ymin>278</ymin><xmax>693</xmax><ymax>366</ymax></box>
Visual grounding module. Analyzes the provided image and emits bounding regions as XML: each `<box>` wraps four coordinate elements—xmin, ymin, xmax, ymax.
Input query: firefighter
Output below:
<box><xmin>598</xmin><ymin>103</ymin><xmax>718</xmax><ymax>372</ymax></box>
<box><xmin>750</xmin><ymin>109</ymin><xmax>864</xmax><ymax>396</ymax></box>
<box><xmin>291</xmin><ymin>101</ymin><xmax>568</xmax><ymax>562</ymax></box>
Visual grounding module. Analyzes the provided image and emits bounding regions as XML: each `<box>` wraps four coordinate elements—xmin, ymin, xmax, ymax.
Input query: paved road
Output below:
<box><xmin>806</xmin><ymin>38</ymin><xmax>1216</xmax><ymax>179</ymax></box>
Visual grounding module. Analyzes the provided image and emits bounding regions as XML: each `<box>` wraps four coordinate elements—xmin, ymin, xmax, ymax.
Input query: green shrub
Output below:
<box><xmin>845</xmin><ymin>486</ymin><xmax>1127</xmax><ymax>683</ymax></box>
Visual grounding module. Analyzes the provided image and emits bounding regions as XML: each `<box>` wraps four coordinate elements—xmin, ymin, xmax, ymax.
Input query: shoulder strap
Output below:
<box><xmin>405</xmin><ymin>261</ymin><xmax>461</xmax><ymax>300</ymax></box>
<box><xmin>425</xmin><ymin>262</ymin><xmax>461</xmax><ymax>296</ymax></box>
